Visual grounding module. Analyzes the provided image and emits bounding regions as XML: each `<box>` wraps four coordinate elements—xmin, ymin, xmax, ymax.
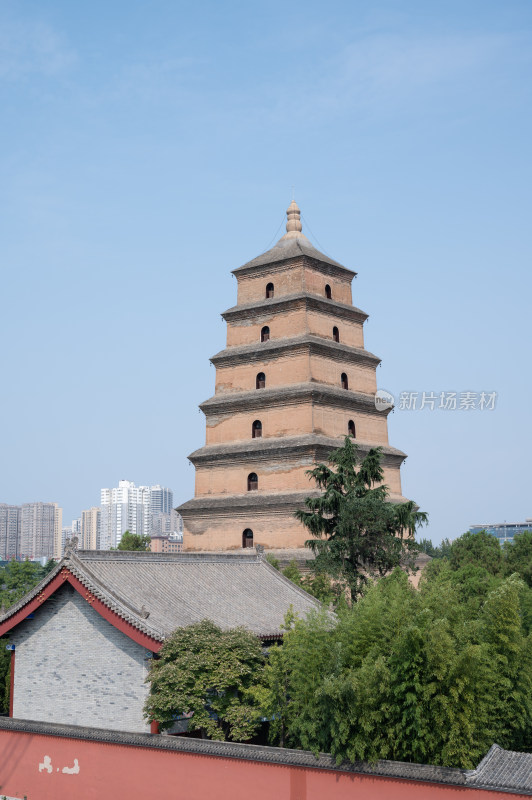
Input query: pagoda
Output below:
<box><xmin>178</xmin><ymin>202</ymin><xmax>407</xmax><ymax>551</ymax></box>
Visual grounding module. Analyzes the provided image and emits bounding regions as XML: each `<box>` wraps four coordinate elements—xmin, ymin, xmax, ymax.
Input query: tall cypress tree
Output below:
<box><xmin>296</xmin><ymin>437</ymin><xmax>427</xmax><ymax>601</ymax></box>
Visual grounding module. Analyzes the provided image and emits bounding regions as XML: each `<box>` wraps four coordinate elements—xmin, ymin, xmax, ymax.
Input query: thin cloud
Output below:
<box><xmin>273</xmin><ymin>31</ymin><xmax>524</xmax><ymax>121</ymax></box>
<box><xmin>0</xmin><ymin>16</ymin><xmax>76</xmax><ymax>80</ymax></box>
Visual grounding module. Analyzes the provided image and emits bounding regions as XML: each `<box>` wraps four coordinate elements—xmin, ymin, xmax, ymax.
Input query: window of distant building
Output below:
<box><xmin>325</xmin><ymin>284</ymin><xmax>332</xmax><ymax>299</ymax></box>
<box><xmin>247</xmin><ymin>473</ymin><xmax>258</xmax><ymax>491</ymax></box>
<box><xmin>341</xmin><ymin>373</ymin><xmax>348</xmax><ymax>390</ymax></box>
<box><xmin>242</xmin><ymin>529</ymin><xmax>254</xmax><ymax>548</ymax></box>
<box><xmin>348</xmin><ymin>420</ymin><xmax>356</xmax><ymax>437</ymax></box>
<box><xmin>252</xmin><ymin>420</ymin><xmax>262</xmax><ymax>439</ymax></box>
<box><xmin>256</xmin><ymin>372</ymin><xmax>266</xmax><ymax>389</ymax></box>
<box><xmin>333</xmin><ymin>326</ymin><xmax>339</xmax><ymax>342</ymax></box>
<box><xmin>261</xmin><ymin>326</ymin><xmax>270</xmax><ymax>342</ymax></box>
<box><xmin>266</xmin><ymin>283</ymin><xmax>274</xmax><ymax>299</ymax></box>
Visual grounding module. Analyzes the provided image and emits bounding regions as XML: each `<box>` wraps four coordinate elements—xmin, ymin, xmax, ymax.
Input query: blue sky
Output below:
<box><xmin>1</xmin><ymin>0</ymin><xmax>531</xmax><ymax>544</ymax></box>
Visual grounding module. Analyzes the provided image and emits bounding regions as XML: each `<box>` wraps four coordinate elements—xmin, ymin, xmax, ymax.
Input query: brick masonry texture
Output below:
<box><xmin>10</xmin><ymin>583</ymin><xmax>151</xmax><ymax>733</ymax></box>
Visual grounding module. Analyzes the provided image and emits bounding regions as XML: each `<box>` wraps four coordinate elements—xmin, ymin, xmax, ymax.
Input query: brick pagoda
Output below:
<box><xmin>178</xmin><ymin>202</ymin><xmax>407</xmax><ymax>551</ymax></box>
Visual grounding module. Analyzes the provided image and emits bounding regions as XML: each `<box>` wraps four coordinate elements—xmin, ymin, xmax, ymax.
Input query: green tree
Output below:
<box><xmin>144</xmin><ymin>620</ymin><xmax>265</xmax><ymax>741</ymax></box>
<box><xmin>503</xmin><ymin>531</ymin><xmax>532</xmax><ymax>587</ymax></box>
<box><xmin>266</xmin><ymin>554</ymin><xmax>280</xmax><ymax>570</ymax></box>
<box><xmin>282</xmin><ymin>560</ymin><xmax>303</xmax><ymax>585</ymax></box>
<box><xmin>417</xmin><ymin>537</ymin><xmax>452</xmax><ymax>559</ymax></box>
<box><xmin>0</xmin><ymin>559</ymin><xmax>49</xmax><ymax>610</ymax></box>
<box><xmin>296</xmin><ymin>437</ymin><xmax>427</xmax><ymax>601</ymax></box>
<box><xmin>450</xmin><ymin>530</ymin><xmax>503</xmax><ymax>575</ymax></box>
<box><xmin>481</xmin><ymin>575</ymin><xmax>532</xmax><ymax>750</ymax></box>
<box><xmin>117</xmin><ymin>530</ymin><xmax>151</xmax><ymax>551</ymax></box>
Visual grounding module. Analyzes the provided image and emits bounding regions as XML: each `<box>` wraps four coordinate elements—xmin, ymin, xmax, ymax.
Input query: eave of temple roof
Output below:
<box><xmin>233</xmin><ymin>235</ymin><xmax>354</xmax><ymax>278</ymax></box>
<box><xmin>187</xmin><ymin>434</ymin><xmax>406</xmax><ymax>468</ymax></box>
<box><xmin>200</xmin><ymin>383</ymin><xmax>389</xmax><ymax>417</ymax></box>
<box><xmin>222</xmin><ymin>293</ymin><xmax>368</xmax><ymax>325</ymax></box>
<box><xmin>210</xmin><ymin>334</ymin><xmax>380</xmax><ymax>368</ymax></box>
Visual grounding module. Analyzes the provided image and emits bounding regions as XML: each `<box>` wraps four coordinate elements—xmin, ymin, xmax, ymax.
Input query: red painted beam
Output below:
<box><xmin>0</xmin><ymin>568</ymin><xmax>162</xmax><ymax>653</ymax></box>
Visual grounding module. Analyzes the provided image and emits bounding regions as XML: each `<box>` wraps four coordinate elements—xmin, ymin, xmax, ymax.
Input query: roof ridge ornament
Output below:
<box><xmin>279</xmin><ymin>200</ymin><xmax>309</xmax><ymax>242</ymax></box>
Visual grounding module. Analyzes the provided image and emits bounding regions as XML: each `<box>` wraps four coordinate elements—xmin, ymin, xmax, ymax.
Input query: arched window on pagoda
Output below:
<box><xmin>266</xmin><ymin>282</ymin><xmax>274</xmax><ymax>299</ymax></box>
<box><xmin>247</xmin><ymin>473</ymin><xmax>258</xmax><ymax>491</ymax></box>
<box><xmin>256</xmin><ymin>372</ymin><xmax>266</xmax><ymax>389</ymax></box>
<box><xmin>348</xmin><ymin>419</ymin><xmax>356</xmax><ymax>438</ymax></box>
<box><xmin>252</xmin><ymin>420</ymin><xmax>262</xmax><ymax>439</ymax></box>
<box><xmin>261</xmin><ymin>326</ymin><xmax>270</xmax><ymax>342</ymax></box>
<box><xmin>242</xmin><ymin>529</ymin><xmax>254</xmax><ymax>548</ymax></box>
<box><xmin>333</xmin><ymin>326</ymin><xmax>339</xmax><ymax>342</ymax></box>
<box><xmin>325</xmin><ymin>284</ymin><xmax>332</xmax><ymax>299</ymax></box>
<box><xmin>341</xmin><ymin>372</ymin><xmax>349</xmax><ymax>390</ymax></box>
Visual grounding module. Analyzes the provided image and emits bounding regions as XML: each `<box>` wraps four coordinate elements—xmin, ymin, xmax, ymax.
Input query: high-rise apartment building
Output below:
<box><xmin>81</xmin><ymin>507</ymin><xmax>101</xmax><ymax>550</ymax></box>
<box><xmin>19</xmin><ymin>502</ymin><xmax>62</xmax><ymax>561</ymax></box>
<box><xmin>99</xmin><ymin>481</ymin><xmax>173</xmax><ymax>549</ymax></box>
<box><xmin>0</xmin><ymin>504</ymin><xmax>21</xmax><ymax>560</ymax></box>
<box><xmin>53</xmin><ymin>504</ymin><xmax>63</xmax><ymax>560</ymax></box>
<box><xmin>150</xmin><ymin>486</ymin><xmax>173</xmax><ymax>516</ymax></box>
<box><xmin>150</xmin><ymin>508</ymin><xmax>182</xmax><ymax>537</ymax></box>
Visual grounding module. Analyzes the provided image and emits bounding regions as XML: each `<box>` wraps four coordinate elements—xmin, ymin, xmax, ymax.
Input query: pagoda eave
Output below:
<box><xmin>177</xmin><ymin>489</ymin><xmax>410</xmax><ymax>517</ymax></box>
<box><xmin>210</xmin><ymin>335</ymin><xmax>381</xmax><ymax>369</ymax></box>
<box><xmin>199</xmin><ymin>383</ymin><xmax>390</xmax><ymax>416</ymax></box>
<box><xmin>187</xmin><ymin>435</ymin><xmax>407</xmax><ymax>467</ymax></box>
<box><xmin>222</xmin><ymin>293</ymin><xmax>368</xmax><ymax>325</ymax></box>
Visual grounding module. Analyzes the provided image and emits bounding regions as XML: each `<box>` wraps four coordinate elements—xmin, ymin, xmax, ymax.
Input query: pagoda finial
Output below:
<box><xmin>280</xmin><ymin>199</ymin><xmax>307</xmax><ymax>241</ymax></box>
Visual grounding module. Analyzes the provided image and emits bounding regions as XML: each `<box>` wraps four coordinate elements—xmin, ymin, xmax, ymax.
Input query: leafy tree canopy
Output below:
<box><xmin>116</xmin><ymin>531</ymin><xmax>151</xmax><ymax>551</ymax></box>
<box><xmin>296</xmin><ymin>438</ymin><xmax>427</xmax><ymax>601</ymax></box>
<box><xmin>261</xmin><ymin>568</ymin><xmax>532</xmax><ymax>767</ymax></box>
<box><xmin>450</xmin><ymin>530</ymin><xmax>503</xmax><ymax>575</ymax></box>
<box><xmin>417</xmin><ymin>537</ymin><xmax>452</xmax><ymax>559</ymax></box>
<box><xmin>503</xmin><ymin>531</ymin><xmax>532</xmax><ymax>587</ymax></box>
<box><xmin>144</xmin><ymin>620</ymin><xmax>265</xmax><ymax>741</ymax></box>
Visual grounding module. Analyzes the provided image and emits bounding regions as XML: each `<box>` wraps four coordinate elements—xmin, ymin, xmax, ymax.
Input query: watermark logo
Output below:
<box><xmin>374</xmin><ymin>390</ymin><xmax>497</xmax><ymax>411</ymax></box>
<box><xmin>375</xmin><ymin>389</ymin><xmax>395</xmax><ymax>411</ymax></box>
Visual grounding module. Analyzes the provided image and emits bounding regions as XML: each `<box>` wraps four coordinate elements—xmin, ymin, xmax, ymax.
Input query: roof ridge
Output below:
<box><xmin>76</xmin><ymin>550</ymin><xmax>264</xmax><ymax>562</ymax></box>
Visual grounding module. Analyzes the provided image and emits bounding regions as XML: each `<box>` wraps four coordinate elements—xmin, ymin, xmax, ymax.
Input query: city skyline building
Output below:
<box><xmin>99</xmin><ymin>481</ymin><xmax>175</xmax><ymax>549</ymax></box>
<box><xmin>150</xmin><ymin>508</ymin><xmax>182</xmax><ymax>537</ymax></box>
<box><xmin>19</xmin><ymin>502</ymin><xmax>62</xmax><ymax>561</ymax></box>
<box><xmin>0</xmin><ymin>504</ymin><xmax>21</xmax><ymax>561</ymax></box>
<box><xmin>81</xmin><ymin>507</ymin><xmax>101</xmax><ymax>550</ymax></box>
<box><xmin>469</xmin><ymin>519</ymin><xmax>532</xmax><ymax>546</ymax></box>
<box><xmin>150</xmin><ymin>486</ymin><xmax>173</xmax><ymax>516</ymax></box>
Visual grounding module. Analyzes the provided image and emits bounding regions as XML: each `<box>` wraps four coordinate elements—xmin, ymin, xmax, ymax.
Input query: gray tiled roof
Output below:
<box><xmin>465</xmin><ymin>744</ymin><xmax>532</xmax><ymax>793</ymax></box>
<box><xmin>234</xmin><ymin>236</ymin><xmax>353</xmax><ymax>274</ymax></box>
<box><xmin>0</xmin><ymin>550</ymin><xmax>322</xmax><ymax>642</ymax></box>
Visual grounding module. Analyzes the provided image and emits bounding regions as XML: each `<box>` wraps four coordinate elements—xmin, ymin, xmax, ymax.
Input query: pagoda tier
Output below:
<box><xmin>178</xmin><ymin>202</ymin><xmax>407</xmax><ymax>551</ymax></box>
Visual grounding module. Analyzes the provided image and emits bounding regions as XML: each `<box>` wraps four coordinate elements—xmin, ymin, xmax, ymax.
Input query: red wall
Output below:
<box><xmin>0</xmin><ymin>728</ymin><xmax>523</xmax><ymax>800</ymax></box>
